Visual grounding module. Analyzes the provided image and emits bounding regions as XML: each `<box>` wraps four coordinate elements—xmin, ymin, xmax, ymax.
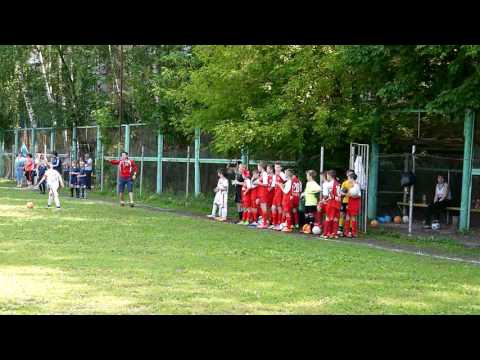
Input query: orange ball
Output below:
<box><xmin>26</xmin><ymin>201</ymin><xmax>34</xmax><ymax>209</ymax></box>
<box><xmin>370</xmin><ymin>219</ymin><xmax>379</xmax><ymax>228</ymax></box>
<box><xmin>393</xmin><ymin>216</ymin><xmax>402</xmax><ymax>224</ymax></box>
<box><xmin>302</xmin><ymin>224</ymin><xmax>312</xmax><ymax>234</ymax></box>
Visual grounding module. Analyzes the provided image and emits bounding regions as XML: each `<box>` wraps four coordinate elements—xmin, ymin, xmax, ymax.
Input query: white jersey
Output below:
<box><xmin>348</xmin><ymin>183</ymin><xmax>361</xmax><ymax>198</ymax></box>
<box><xmin>270</xmin><ymin>171</ymin><xmax>287</xmax><ymax>188</ymax></box>
<box><xmin>214</xmin><ymin>177</ymin><xmax>228</xmax><ymax>205</ymax></box>
<box><xmin>322</xmin><ymin>179</ymin><xmax>334</xmax><ymax>197</ymax></box>
<box><xmin>282</xmin><ymin>179</ymin><xmax>292</xmax><ymax>194</ymax></box>
<box><xmin>45</xmin><ymin>169</ymin><xmax>63</xmax><ymax>188</ymax></box>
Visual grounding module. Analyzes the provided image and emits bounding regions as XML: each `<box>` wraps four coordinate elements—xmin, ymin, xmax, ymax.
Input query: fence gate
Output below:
<box><xmin>350</xmin><ymin>143</ymin><xmax>369</xmax><ymax>233</ymax></box>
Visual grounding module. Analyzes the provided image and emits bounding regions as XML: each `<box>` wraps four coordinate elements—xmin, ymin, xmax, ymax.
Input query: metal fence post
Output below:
<box><xmin>50</xmin><ymin>128</ymin><xmax>55</xmax><ymax>153</ymax></box>
<box><xmin>459</xmin><ymin>109</ymin><xmax>475</xmax><ymax>231</ymax></box>
<box><xmin>156</xmin><ymin>131</ymin><xmax>163</xmax><ymax>194</ymax></box>
<box><xmin>0</xmin><ymin>129</ymin><xmax>4</xmax><ymax>178</ymax></box>
<box><xmin>194</xmin><ymin>128</ymin><xmax>201</xmax><ymax>196</ymax></box>
<box><xmin>186</xmin><ymin>146</ymin><xmax>190</xmax><ymax>198</ymax></box>
<box><xmin>124</xmin><ymin>124</ymin><xmax>130</xmax><ymax>154</ymax></box>
<box><xmin>140</xmin><ymin>144</ymin><xmax>144</xmax><ymax>197</ymax></box>
<box><xmin>96</xmin><ymin>126</ymin><xmax>102</xmax><ymax>190</ymax></box>
<box><xmin>72</xmin><ymin>126</ymin><xmax>77</xmax><ymax>160</ymax></box>
<box><xmin>367</xmin><ymin>142</ymin><xmax>379</xmax><ymax>221</ymax></box>
<box><xmin>14</xmin><ymin>128</ymin><xmax>19</xmax><ymax>157</ymax></box>
<box><xmin>31</xmin><ymin>127</ymin><xmax>36</xmax><ymax>157</ymax></box>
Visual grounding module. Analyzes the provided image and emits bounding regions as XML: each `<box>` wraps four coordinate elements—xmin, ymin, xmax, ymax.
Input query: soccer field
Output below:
<box><xmin>1</xmin><ymin>187</ymin><xmax>480</xmax><ymax>314</ymax></box>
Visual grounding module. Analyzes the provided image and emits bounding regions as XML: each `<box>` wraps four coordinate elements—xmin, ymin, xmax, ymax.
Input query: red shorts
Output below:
<box><xmin>291</xmin><ymin>196</ymin><xmax>300</xmax><ymax>209</ymax></box>
<box><xmin>257</xmin><ymin>186</ymin><xmax>269</xmax><ymax>204</ymax></box>
<box><xmin>317</xmin><ymin>201</ymin><xmax>326</xmax><ymax>213</ymax></box>
<box><xmin>282</xmin><ymin>195</ymin><xmax>293</xmax><ymax>213</ymax></box>
<box><xmin>250</xmin><ymin>189</ymin><xmax>258</xmax><ymax>207</ymax></box>
<box><xmin>267</xmin><ymin>189</ymin><xmax>274</xmax><ymax>208</ymax></box>
<box><xmin>326</xmin><ymin>200</ymin><xmax>341</xmax><ymax>219</ymax></box>
<box><xmin>347</xmin><ymin>198</ymin><xmax>361</xmax><ymax>217</ymax></box>
<box><xmin>242</xmin><ymin>192</ymin><xmax>251</xmax><ymax>209</ymax></box>
<box><xmin>272</xmin><ymin>189</ymin><xmax>283</xmax><ymax>207</ymax></box>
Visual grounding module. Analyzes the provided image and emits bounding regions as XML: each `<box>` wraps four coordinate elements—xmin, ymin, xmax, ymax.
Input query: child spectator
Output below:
<box><xmin>36</xmin><ymin>156</ymin><xmax>48</xmax><ymax>194</ymax></box>
<box><xmin>77</xmin><ymin>160</ymin><xmax>88</xmax><ymax>199</ymax></box>
<box><xmin>207</xmin><ymin>169</ymin><xmax>229</xmax><ymax>221</ymax></box>
<box><xmin>15</xmin><ymin>152</ymin><xmax>25</xmax><ymax>188</ymax></box>
<box><xmin>69</xmin><ymin>160</ymin><xmax>80</xmax><ymax>198</ymax></box>
<box><xmin>24</xmin><ymin>153</ymin><xmax>35</xmax><ymax>187</ymax></box>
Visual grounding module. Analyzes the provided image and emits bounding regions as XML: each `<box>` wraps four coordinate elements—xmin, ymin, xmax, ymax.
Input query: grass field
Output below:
<box><xmin>1</xmin><ymin>185</ymin><xmax>480</xmax><ymax>314</ymax></box>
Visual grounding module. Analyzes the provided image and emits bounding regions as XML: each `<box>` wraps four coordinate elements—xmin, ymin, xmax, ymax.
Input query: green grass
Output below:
<box><xmin>369</xmin><ymin>228</ymin><xmax>480</xmax><ymax>258</ymax></box>
<box><xmin>1</xmin><ymin>184</ymin><xmax>480</xmax><ymax>314</ymax></box>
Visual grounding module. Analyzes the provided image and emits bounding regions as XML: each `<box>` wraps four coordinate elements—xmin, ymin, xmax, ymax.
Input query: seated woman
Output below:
<box><xmin>424</xmin><ymin>175</ymin><xmax>451</xmax><ymax>228</ymax></box>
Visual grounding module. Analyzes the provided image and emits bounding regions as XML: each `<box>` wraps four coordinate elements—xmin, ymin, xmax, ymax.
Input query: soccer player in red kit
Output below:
<box><xmin>248</xmin><ymin>169</ymin><xmax>260</xmax><ymax>226</ymax></box>
<box><xmin>240</xmin><ymin>169</ymin><xmax>252</xmax><ymax>225</ymax></box>
<box><xmin>343</xmin><ymin>173</ymin><xmax>361</xmax><ymax>238</ymax></box>
<box><xmin>266</xmin><ymin>164</ymin><xmax>275</xmax><ymax>227</ymax></box>
<box><xmin>322</xmin><ymin>170</ymin><xmax>342</xmax><ymax>239</ymax></box>
<box><xmin>256</xmin><ymin>161</ymin><xmax>270</xmax><ymax>229</ymax></box>
<box><xmin>279</xmin><ymin>169</ymin><xmax>294</xmax><ymax>232</ymax></box>
<box><xmin>291</xmin><ymin>173</ymin><xmax>302</xmax><ymax>229</ymax></box>
<box><xmin>315</xmin><ymin>171</ymin><xmax>329</xmax><ymax>232</ymax></box>
<box><xmin>271</xmin><ymin>162</ymin><xmax>287</xmax><ymax>231</ymax></box>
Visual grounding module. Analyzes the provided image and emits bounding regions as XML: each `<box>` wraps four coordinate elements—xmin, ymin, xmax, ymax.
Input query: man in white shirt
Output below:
<box><xmin>424</xmin><ymin>175</ymin><xmax>452</xmax><ymax>228</ymax></box>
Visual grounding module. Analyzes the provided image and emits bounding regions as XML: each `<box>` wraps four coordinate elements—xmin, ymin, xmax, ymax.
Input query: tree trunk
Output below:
<box><xmin>34</xmin><ymin>45</ymin><xmax>57</xmax><ymax>126</ymax></box>
<box><xmin>16</xmin><ymin>63</ymin><xmax>36</xmax><ymax>128</ymax></box>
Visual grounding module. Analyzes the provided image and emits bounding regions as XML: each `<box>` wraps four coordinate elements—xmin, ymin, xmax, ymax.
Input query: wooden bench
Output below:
<box><xmin>396</xmin><ymin>201</ymin><xmax>480</xmax><ymax>225</ymax></box>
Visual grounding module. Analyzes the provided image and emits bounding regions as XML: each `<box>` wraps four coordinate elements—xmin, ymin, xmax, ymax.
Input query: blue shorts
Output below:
<box><xmin>118</xmin><ymin>177</ymin><xmax>133</xmax><ymax>193</ymax></box>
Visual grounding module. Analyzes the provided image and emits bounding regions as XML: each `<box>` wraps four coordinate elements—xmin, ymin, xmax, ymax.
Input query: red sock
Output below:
<box><xmin>286</xmin><ymin>215</ymin><xmax>292</xmax><ymax>229</ymax></box>
<box><xmin>314</xmin><ymin>211</ymin><xmax>321</xmax><ymax>226</ymax></box>
<box><xmin>344</xmin><ymin>219</ymin><xmax>350</xmax><ymax>236</ymax></box>
<box><xmin>243</xmin><ymin>211</ymin><xmax>249</xmax><ymax>222</ymax></box>
<box><xmin>323</xmin><ymin>219</ymin><xmax>331</xmax><ymax>236</ymax></box>
<box><xmin>262</xmin><ymin>210</ymin><xmax>268</xmax><ymax>226</ymax></box>
<box><xmin>352</xmin><ymin>220</ymin><xmax>357</xmax><ymax>237</ymax></box>
<box><xmin>332</xmin><ymin>220</ymin><xmax>339</xmax><ymax>235</ymax></box>
<box><xmin>253</xmin><ymin>211</ymin><xmax>258</xmax><ymax>222</ymax></box>
<box><xmin>272</xmin><ymin>211</ymin><xmax>277</xmax><ymax>226</ymax></box>
<box><xmin>293</xmin><ymin>211</ymin><xmax>299</xmax><ymax>226</ymax></box>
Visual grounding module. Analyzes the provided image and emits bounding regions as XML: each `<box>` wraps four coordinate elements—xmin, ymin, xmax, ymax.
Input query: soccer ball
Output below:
<box><xmin>279</xmin><ymin>223</ymin><xmax>285</xmax><ymax>231</ymax></box>
<box><xmin>402</xmin><ymin>215</ymin><xmax>409</xmax><ymax>224</ymax></box>
<box><xmin>393</xmin><ymin>216</ymin><xmax>402</xmax><ymax>224</ymax></box>
<box><xmin>384</xmin><ymin>215</ymin><xmax>392</xmax><ymax>223</ymax></box>
<box><xmin>312</xmin><ymin>226</ymin><xmax>321</xmax><ymax>235</ymax></box>
<box><xmin>432</xmin><ymin>221</ymin><xmax>441</xmax><ymax>231</ymax></box>
<box><xmin>26</xmin><ymin>201</ymin><xmax>34</xmax><ymax>209</ymax></box>
<box><xmin>370</xmin><ymin>219</ymin><xmax>379</xmax><ymax>228</ymax></box>
<box><xmin>302</xmin><ymin>224</ymin><xmax>312</xmax><ymax>234</ymax></box>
